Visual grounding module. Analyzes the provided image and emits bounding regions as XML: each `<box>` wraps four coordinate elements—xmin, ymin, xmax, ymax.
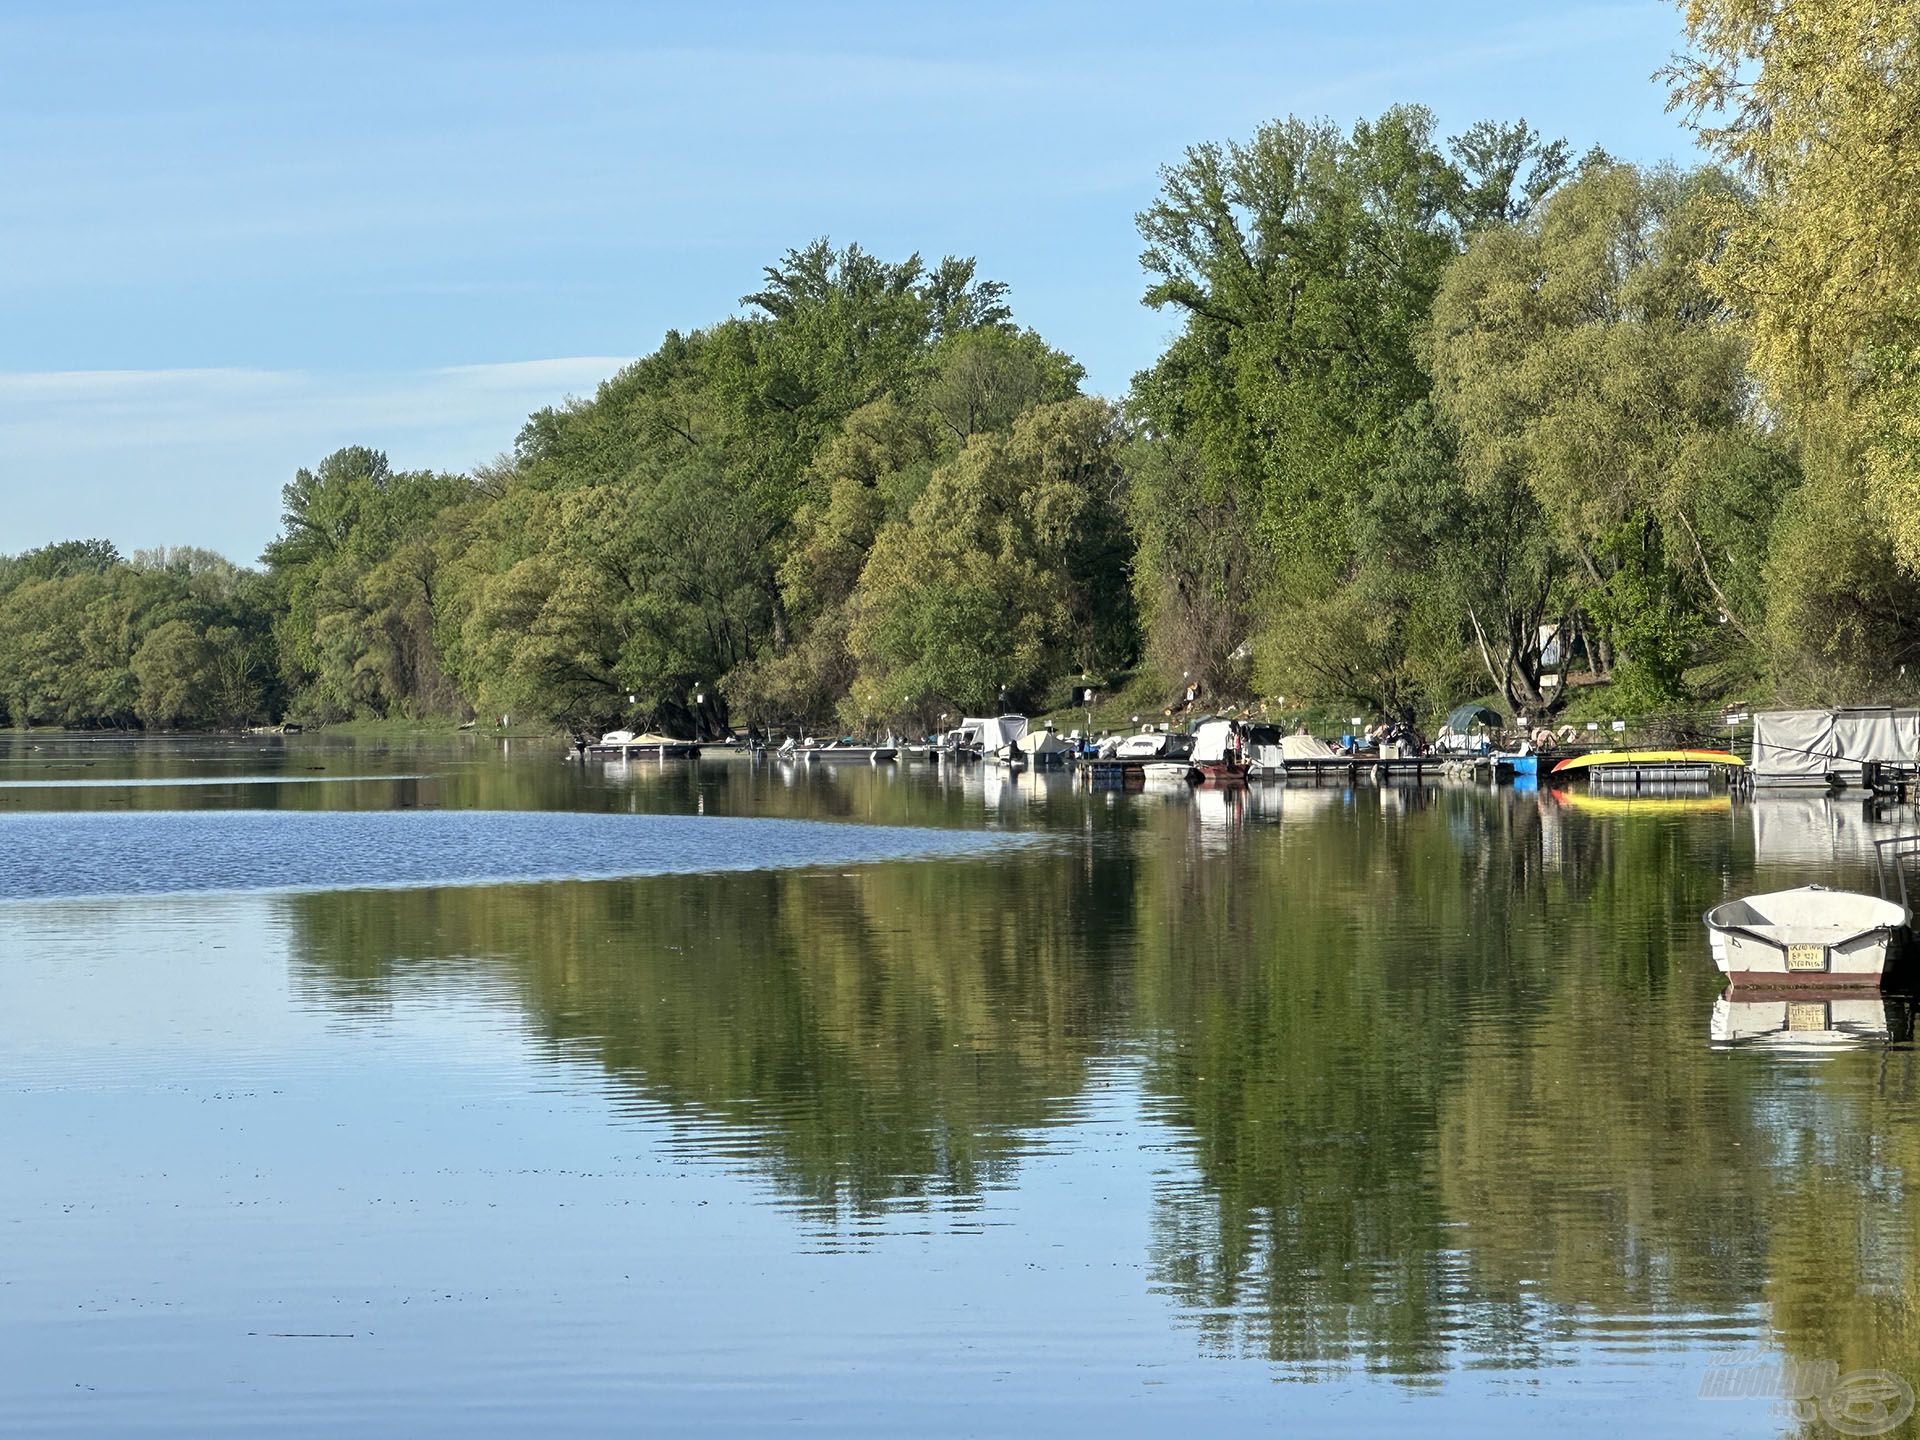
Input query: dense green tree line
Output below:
<box><xmin>10</xmin><ymin>6</ymin><xmax>1920</xmax><ymax>732</ymax></box>
<box><xmin>0</xmin><ymin>540</ymin><xmax>280</xmax><ymax>728</ymax></box>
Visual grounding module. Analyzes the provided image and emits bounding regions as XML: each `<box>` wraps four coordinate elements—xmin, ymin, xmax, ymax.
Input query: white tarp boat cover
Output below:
<box><xmin>1835</xmin><ymin>709</ymin><xmax>1920</xmax><ymax>775</ymax></box>
<box><xmin>959</xmin><ymin>715</ymin><xmax>1029</xmax><ymax>753</ymax></box>
<box><xmin>1279</xmin><ymin>733</ymin><xmax>1342</xmax><ymax>760</ymax></box>
<box><xmin>1752</xmin><ymin>707</ymin><xmax>1920</xmax><ymax>785</ymax></box>
<box><xmin>1016</xmin><ymin>728</ymin><xmax>1074</xmax><ymax>756</ymax></box>
<box><xmin>1191</xmin><ymin>720</ymin><xmax>1237</xmax><ymax>764</ymax></box>
<box><xmin>1706</xmin><ymin>885</ymin><xmax>1908</xmax><ymax>945</ymax></box>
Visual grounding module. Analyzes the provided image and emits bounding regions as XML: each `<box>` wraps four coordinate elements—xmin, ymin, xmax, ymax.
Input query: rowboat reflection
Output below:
<box><xmin>1709</xmin><ymin>992</ymin><xmax>1913</xmax><ymax>1053</ymax></box>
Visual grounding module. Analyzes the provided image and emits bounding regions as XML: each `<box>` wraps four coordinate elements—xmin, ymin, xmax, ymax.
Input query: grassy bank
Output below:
<box><xmin>309</xmin><ymin>717</ymin><xmax>562</xmax><ymax>741</ymax></box>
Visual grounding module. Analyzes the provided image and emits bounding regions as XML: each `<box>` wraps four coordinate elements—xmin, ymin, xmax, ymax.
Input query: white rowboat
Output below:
<box><xmin>1704</xmin><ymin>885</ymin><xmax>1907</xmax><ymax>990</ymax></box>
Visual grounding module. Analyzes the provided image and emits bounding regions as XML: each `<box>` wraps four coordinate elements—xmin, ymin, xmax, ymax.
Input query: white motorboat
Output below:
<box><xmin>1143</xmin><ymin>730</ymin><xmax>1195</xmax><ymax>782</ymax></box>
<box><xmin>1083</xmin><ymin>727</ymin><xmax>1195</xmax><ymax>786</ymax></box>
<box><xmin>780</xmin><ymin>738</ymin><xmax>899</xmax><ymax>763</ymax></box>
<box><xmin>589</xmin><ymin>730</ymin><xmax>700</xmax><ymax>758</ymax></box>
<box><xmin>1111</xmin><ymin>729</ymin><xmax>1174</xmax><ymax>759</ymax></box>
<box><xmin>1704</xmin><ymin>884</ymin><xmax>1908</xmax><ymax>989</ymax></box>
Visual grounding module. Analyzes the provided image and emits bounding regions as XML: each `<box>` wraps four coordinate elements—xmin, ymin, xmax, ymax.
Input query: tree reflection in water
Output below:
<box><xmin>279</xmin><ymin>781</ymin><xmax>1920</xmax><ymax>1394</ymax></box>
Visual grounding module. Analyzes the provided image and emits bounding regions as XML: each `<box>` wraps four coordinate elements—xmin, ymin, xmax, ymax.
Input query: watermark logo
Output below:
<box><xmin>1701</xmin><ymin>1352</ymin><xmax>1915</xmax><ymax>1435</ymax></box>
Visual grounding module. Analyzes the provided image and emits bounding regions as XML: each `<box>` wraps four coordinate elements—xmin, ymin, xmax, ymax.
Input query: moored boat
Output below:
<box><xmin>1013</xmin><ymin>726</ymin><xmax>1076</xmax><ymax>768</ymax></box>
<box><xmin>1187</xmin><ymin>718</ymin><xmax>1251</xmax><ymax>785</ymax></box>
<box><xmin>937</xmin><ymin>715</ymin><xmax>1029</xmax><ymax>764</ymax></box>
<box><xmin>1704</xmin><ymin>884</ymin><xmax>1908</xmax><ymax>990</ymax></box>
<box><xmin>779</xmin><ymin>738</ymin><xmax>899</xmax><ymax>763</ymax></box>
<box><xmin>589</xmin><ymin>730</ymin><xmax>701</xmax><ymax>758</ymax></box>
<box><xmin>1082</xmin><ymin>726</ymin><xmax>1193</xmax><ymax>786</ymax></box>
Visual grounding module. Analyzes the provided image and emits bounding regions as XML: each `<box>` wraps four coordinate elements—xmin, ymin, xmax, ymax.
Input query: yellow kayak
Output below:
<box><xmin>1550</xmin><ymin>749</ymin><xmax>1745</xmax><ymax>774</ymax></box>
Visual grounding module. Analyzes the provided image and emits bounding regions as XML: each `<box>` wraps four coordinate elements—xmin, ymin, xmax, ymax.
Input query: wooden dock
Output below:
<box><xmin>584</xmin><ymin>741</ymin><xmax>701</xmax><ymax>759</ymax></box>
<box><xmin>1276</xmin><ymin>755</ymin><xmax>1453</xmax><ymax>783</ymax></box>
<box><xmin>1080</xmin><ymin>757</ymin><xmax>1184</xmax><ymax>786</ymax></box>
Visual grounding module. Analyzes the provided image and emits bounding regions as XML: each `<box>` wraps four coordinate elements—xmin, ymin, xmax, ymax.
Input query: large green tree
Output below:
<box><xmin>845</xmin><ymin>397</ymin><xmax>1134</xmax><ymax>722</ymax></box>
<box><xmin>1670</xmin><ymin>0</ymin><xmax>1920</xmax><ymax>702</ymax></box>
<box><xmin>447</xmin><ymin>241</ymin><xmax>1086</xmax><ymax>739</ymax></box>
<box><xmin>1670</xmin><ymin>0</ymin><xmax>1920</xmax><ymax>559</ymax></box>
<box><xmin>263</xmin><ymin>446</ymin><xmax>476</xmax><ymax>721</ymax></box>
<box><xmin>1130</xmin><ymin>108</ymin><xmax>1570</xmax><ymax>715</ymax></box>
<box><xmin>1425</xmin><ymin>161</ymin><xmax>1792</xmax><ymax>711</ymax></box>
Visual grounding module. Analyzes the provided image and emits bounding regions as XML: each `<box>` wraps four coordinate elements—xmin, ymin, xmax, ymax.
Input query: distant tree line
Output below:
<box><xmin>0</xmin><ymin>540</ymin><xmax>281</xmax><ymax>729</ymax></box>
<box><xmin>5</xmin><ymin>1</ymin><xmax>1916</xmax><ymax>735</ymax></box>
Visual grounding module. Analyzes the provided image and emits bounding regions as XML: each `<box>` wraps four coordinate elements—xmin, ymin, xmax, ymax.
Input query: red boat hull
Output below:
<box><xmin>1189</xmin><ymin>761</ymin><xmax>1250</xmax><ymax>786</ymax></box>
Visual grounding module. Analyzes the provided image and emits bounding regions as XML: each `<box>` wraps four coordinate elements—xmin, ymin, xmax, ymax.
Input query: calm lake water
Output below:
<box><xmin>3</xmin><ymin>733</ymin><xmax>1917</xmax><ymax>1437</ymax></box>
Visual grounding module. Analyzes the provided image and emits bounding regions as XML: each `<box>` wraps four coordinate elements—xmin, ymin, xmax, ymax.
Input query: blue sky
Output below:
<box><xmin>0</xmin><ymin>0</ymin><xmax>1703</xmax><ymax>563</ymax></box>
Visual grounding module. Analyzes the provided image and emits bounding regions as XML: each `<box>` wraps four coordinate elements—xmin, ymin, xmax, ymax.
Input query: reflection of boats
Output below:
<box><xmin>1191</xmin><ymin>782</ymin><xmax>1245</xmax><ymax>839</ymax></box>
<box><xmin>1705</xmin><ymin>885</ymin><xmax>1908</xmax><ymax>989</ymax></box>
<box><xmin>1752</xmin><ymin>795</ymin><xmax>1900</xmax><ymax>866</ymax></box>
<box><xmin>1008</xmin><ymin>767</ymin><xmax>1076</xmax><ymax>806</ymax></box>
<box><xmin>780</xmin><ymin>739</ymin><xmax>899</xmax><ymax>763</ymax></box>
<box><xmin>590</xmin><ymin>730</ymin><xmax>701</xmax><ymax>758</ymax></box>
<box><xmin>1709</xmin><ymin>993</ymin><xmax>1902</xmax><ymax>1052</ymax></box>
<box><xmin>1552</xmin><ymin>788</ymin><xmax>1728</xmax><ymax>815</ymax></box>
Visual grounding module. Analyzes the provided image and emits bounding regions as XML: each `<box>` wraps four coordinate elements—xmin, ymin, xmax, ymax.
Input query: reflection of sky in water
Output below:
<box><xmin>1</xmin><ymin>894</ymin><xmax>1769</xmax><ymax>1437</ymax></box>
<box><xmin>0</xmin><ymin>810</ymin><xmax>1040</xmax><ymax>901</ymax></box>
<box><xmin>3</xmin><ymin>752</ymin><xmax>1916</xmax><ymax>1436</ymax></box>
<box><xmin>0</xmin><ymin>774</ymin><xmax>429</xmax><ymax>789</ymax></box>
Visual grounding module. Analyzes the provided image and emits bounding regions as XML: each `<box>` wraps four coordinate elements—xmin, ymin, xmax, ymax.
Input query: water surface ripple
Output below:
<box><xmin>0</xmin><ymin>809</ymin><xmax>1035</xmax><ymax>900</ymax></box>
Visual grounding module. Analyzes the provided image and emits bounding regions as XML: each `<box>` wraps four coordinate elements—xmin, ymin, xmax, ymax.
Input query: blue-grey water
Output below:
<box><xmin>2</xmin><ymin>734</ymin><xmax>1916</xmax><ymax>1437</ymax></box>
<box><xmin>0</xmin><ymin>809</ymin><xmax>1035</xmax><ymax>899</ymax></box>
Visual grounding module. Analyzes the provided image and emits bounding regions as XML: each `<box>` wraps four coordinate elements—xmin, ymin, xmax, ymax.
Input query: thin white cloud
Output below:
<box><xmin>0</xmin><ymin>358</ymin><xmax>629</xmax><ymax>561</ymax></box>
<box><xmin>434</xmin><ymin>357</ymin><xmax>631</xmax><ymax>393</ymax></box>
<box><xmin>0</xmin><ymin>367</ymin><xmax>297</xmax><ymax>398</ymax></box>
